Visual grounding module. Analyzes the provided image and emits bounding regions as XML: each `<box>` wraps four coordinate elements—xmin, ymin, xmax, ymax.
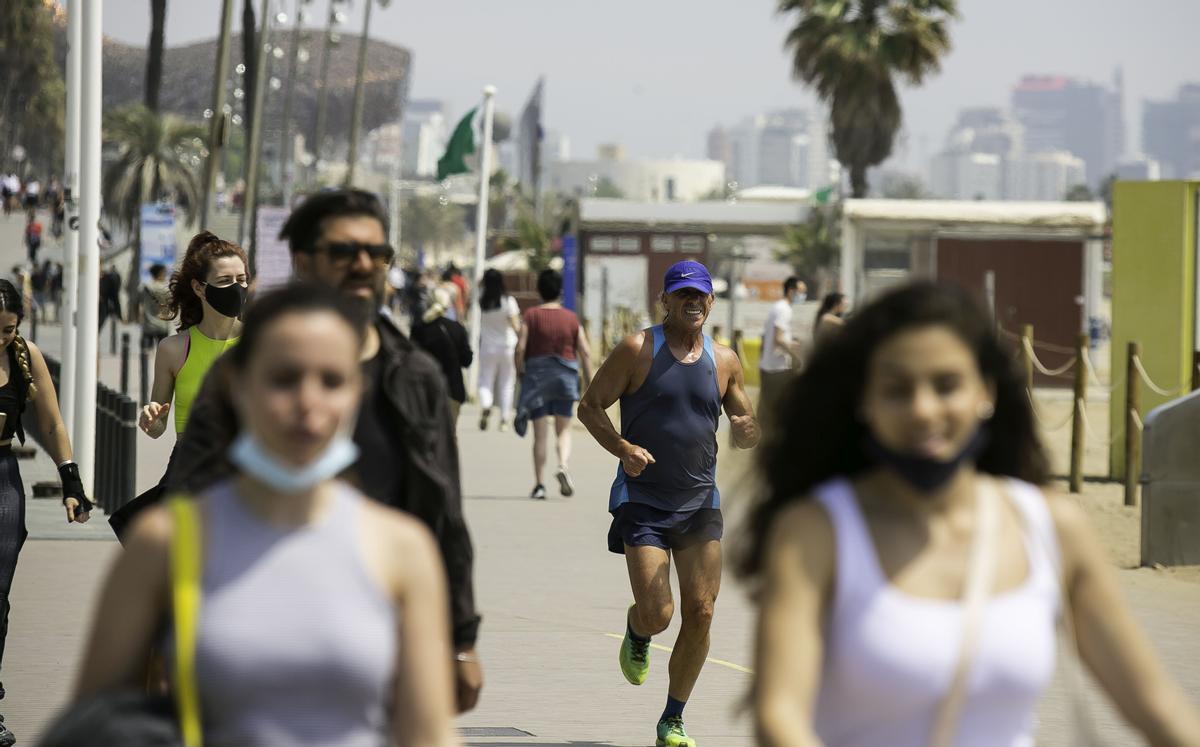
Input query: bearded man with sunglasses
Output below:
<box><xmin>164</xmin><ymin>189</ymin><xmax>484</xmax><ymax>712</ymax></box>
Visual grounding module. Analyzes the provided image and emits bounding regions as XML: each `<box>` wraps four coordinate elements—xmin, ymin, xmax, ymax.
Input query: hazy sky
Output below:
<box><xmin>100</xmin><ymin>0</ymin><xmax>1200</xmax><ymax>171</ymax></box>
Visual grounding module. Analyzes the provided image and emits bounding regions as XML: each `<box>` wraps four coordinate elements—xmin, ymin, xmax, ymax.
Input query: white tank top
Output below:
<box><xmin>813</xmin><ymin>478</ymin><xmax>1061</xmax><ymax>747</ymax></box>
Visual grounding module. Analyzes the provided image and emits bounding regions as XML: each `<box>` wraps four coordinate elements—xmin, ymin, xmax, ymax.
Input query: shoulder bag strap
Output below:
<box><xmin>169</xmin><ymin>496</ymin><xmax>204</xmax><ymax>747</ymax></box>
<box><xmin>930</xmin><ymin>479</ymin><xmax>1000</xmax><ymax>747</ymax></box>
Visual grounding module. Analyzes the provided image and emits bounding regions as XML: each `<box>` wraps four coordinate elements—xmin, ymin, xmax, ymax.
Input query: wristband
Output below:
<box><xmin>58</xmin><ymin>461</ymin><xmax>93</xmax><ymax>513</ymax></box>
<box><xmin>454</xmin><ymin>652</ymin><xmax>478</xmax><ymax>664</ymax></box>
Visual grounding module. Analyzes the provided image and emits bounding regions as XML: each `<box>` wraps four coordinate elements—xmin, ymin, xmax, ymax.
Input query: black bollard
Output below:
<box><xmin>120</xmin><ymin>333</ymin><xmax>131</xmax><ymax>396</ymax></box>
<box><xmin>140</xmin><ymin>340</ymin><xmax>150</xmax><ymax>406</ymax></box>
<box><xmin>109</xmin><ymin>315</ymin><xmax>117</xmax><ymax>356</ymax></box>
<box><xmin>119</xmin><ymin>396</ymin><xmax>137</xmax><ymax>510</ymax></box>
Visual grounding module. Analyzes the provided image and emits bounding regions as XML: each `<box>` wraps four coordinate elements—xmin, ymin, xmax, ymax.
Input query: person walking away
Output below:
<box><xmin>446</xmin><ymin>265</ymin><xmax>469</xmax><ymax>320</ymax></box>
<box><xmin>476</xmin><ymin>269</ymin><xmax>520</xmax><ymax>432</ymax></box>
<box><xmin>514</xmin><ymin>269</ymin><xmax>593</xmax><ymax>500</ymax></box>
<box><xmin>0</xmin><ymin>175</ymin><xmax>13</xmax><ymax>217</ymax></box>
<box><xmin>23</xmin><ymin>216</ymin><xmax>42</xmax><ymax>266</ymax></box>
<box><xmin>109</xmin><ymin>233</ymin><xmax>248</xmax><ymax>538</ymax></box>
<box><xmin>20</xmin><ymin>178</ymin><xmax>39</xmax><ymax>220</ymax></box>
<box><xmin>758</xmin><ymin>276</ymin><xmax>806</xmax><ymax>433</ymax></box>
<box><xmin>97</xmin><ymin>264</ymin><xmax>124</xmax><ymax>331</ymax></box>
<box><xmin>411</xmin><ymin>287</ymin><xmax>473</xmax><ymax>425</ymax></box>
<box><xmin>139</xmin><ymin>263</ymin><xmax>173</xmax><ymax>352</ymax></box>
<box><xmin>29</xmin><ymin>262</ymin><xmax>47</xmax><ymax>324</ymax></box>
<box><xmin>163</xmin><ymin>190</ymin><xmax>483</xmax><ymax>712</ymax></box>
<box><xmin>813</xmin><ymin>292</ymin><xmax>847</xmax><ymax>348</ymax></box>
<box><xmin>48</xmin><ymin>262</ymin><xmax>63</xmax><ymax>323</ymax></box>
<box><xmin>577</xmin><ymin>260</ymin><xmax>759</xmax><ymax>747</ymax></box>
<box><xmin>743</xmin><ymin>282</ymin><xmax>1200</xmax><ymax>747</ymax></box>
<box><xmin>73</xmin><ymin>284</ymin><xmax>459</xmax><ymax>747</ymax></box>
<box><xmin>0</xmin><ymin>280</ymin><xmax>92</xmax><ymax>747</ymax></box>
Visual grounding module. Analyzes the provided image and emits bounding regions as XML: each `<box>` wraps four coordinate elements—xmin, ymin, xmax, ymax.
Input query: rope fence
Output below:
<box><xmin>1010</xmin><ymin>324</ymin><xmax>1196</xmax><ymax>506</ymax></box>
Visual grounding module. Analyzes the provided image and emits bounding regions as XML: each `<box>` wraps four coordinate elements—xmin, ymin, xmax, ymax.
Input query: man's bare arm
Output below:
<box><xmin>577</xmin><ymin>334</ymin><xmax>641</xmax><ymax>460</ymax></box>
<box><xmin>719</xmin><ymin>346</ymin><xmax>760</xmax><ymax>449</ymax></box>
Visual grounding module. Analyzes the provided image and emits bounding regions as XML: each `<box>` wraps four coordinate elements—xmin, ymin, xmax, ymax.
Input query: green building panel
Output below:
<box><xmin>1109</xmin><ymin>180</ymin><xmax>1199</xmax><ymax>479</ymax></box>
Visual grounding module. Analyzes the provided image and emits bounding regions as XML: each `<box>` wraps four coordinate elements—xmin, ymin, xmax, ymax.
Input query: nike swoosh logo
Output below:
<box><xmin>679</xmin><ymin>273</ymin><xmax>694</xmax><ymax>278</ymax></box>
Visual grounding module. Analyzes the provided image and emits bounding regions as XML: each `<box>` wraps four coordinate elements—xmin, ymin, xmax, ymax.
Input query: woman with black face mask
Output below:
<box><xmin>111</xmin><ymin>232</ymin><xmax>250</xmax><ymax>538</ymax></box>
<box><xmin>741</xmin><ymin>283</ymin><xmax>1200</xmax><ymax>747</ymax></box>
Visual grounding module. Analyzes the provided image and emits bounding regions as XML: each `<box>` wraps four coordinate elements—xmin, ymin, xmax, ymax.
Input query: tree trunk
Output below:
<box><xmin>144</xmin><ymin>0</ymin><xmax>167</xmax><ymax>111</ymax></box>
<box><xmin>241</xmin><ymin>0</ymin><xmax>257</xmax><ymax>137</ymax></box>
<box><xmin>850</xmin><ymin>163</ymin><xmax>868</xmax><ymax>199</ymax></box>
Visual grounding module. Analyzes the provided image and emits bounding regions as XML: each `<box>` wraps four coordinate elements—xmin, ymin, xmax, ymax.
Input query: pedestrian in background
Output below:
<box><xmin>109</xmin><ymin>233</ymin><xmax>248</xmax><ymax>539</ymax></box>
<box><xmin>744</xmin><ymin>282</ymin><xmax>1200</xmax><ymax>747</ymax></box>
<box><xmin>75</xmin><ymin>284</ymin><xmax>459</xmax><ymax>747</ymax></box>
<box><xmin>412</xmin><ymin>287</ymin><xmax>474</xmax><ymax>426</ymax></box>
<box><xmin>98</xmin><ymin>264</ymin><xmax>123</xmax><ymax>330</ymax></box>
<box><xmin>0</xmin><ymin>279</ymin><xmax>92</xmax><ymax>747</ymax></box>
<box><xmin>139</xmin><ymin>263</ymin><xmax>173</xmax><ymax>352</ymax></box>
<box><xmin>476</xmin><ymin>268</ymin><xmax>520</xmax><ymax>432</ymax></box>
<box><xmin>514</xmin><ymin>269</ymin><xmax>593</xmax><ymax>500</ymax></box>
<box><xmin>813</xmin><ymin>292</ymin><xmax>847</xmax><ymax>347</ymax></box>
<box><xmin>23</xmin><ymin>215</ymin><xmax>42</xmax><ymax>265</ymax></box>
<box><xmin>758</xmin><ymin>276</ymin><xmax>806</xmax><ymax>432</ymax></box>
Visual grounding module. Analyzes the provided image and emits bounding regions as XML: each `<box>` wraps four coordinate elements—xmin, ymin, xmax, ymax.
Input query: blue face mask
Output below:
<box><xmin>793</xmin><ymin>292</ymin><xmax>807</xmax><ymax>304</ymax></box>
<box><xmin>228</xmin><ymin>431</ymin><xmax>360</xmax><ymax>494</ymax></box>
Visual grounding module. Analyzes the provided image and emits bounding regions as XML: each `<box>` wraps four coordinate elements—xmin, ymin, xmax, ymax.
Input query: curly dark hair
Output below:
<box><xmin>736</xmin><ymin>281</ymin><xmax>1049</xmax><ymax>582</ymax></box>
<box><xmin>167</xmin><ymin>231</ymin><xmax>249</xmax><ymax>330</ymax></box>
<box><xmin>278</xmin><ymin>189</ymin><xmax>389</xmax><ymax>254</ymax></box>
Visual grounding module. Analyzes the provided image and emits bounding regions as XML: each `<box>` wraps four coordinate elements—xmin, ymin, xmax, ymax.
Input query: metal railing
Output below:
<box><xmin>34</xmin><ymin>354</ymin><xmax>139</xmax><ymax>514</ymax></box>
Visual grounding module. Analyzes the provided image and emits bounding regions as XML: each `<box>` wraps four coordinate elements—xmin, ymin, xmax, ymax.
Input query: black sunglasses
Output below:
<box><xmin>316</xmin><ymin>242</ymin><xmax>395</xmax><ymax>264</ymax></box>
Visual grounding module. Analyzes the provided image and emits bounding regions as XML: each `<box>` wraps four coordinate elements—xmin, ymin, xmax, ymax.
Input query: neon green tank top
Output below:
<box><xmin>174</xmin><ymin>326</ymin><xmax>240</xmax><ymax>433</ymax></box>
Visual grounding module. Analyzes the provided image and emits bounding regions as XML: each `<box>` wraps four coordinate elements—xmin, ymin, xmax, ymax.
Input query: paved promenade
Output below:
<box><xmin>2</xmin><ymin>211</ymin><xmax>1200</xmax><ymax>745</ymax></box>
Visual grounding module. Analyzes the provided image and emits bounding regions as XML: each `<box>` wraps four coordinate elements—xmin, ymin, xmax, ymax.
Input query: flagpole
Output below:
<box><xmin>467</xmin><ymin>85</ymin><xmax>496</xmax><ymax>397</ymax></box>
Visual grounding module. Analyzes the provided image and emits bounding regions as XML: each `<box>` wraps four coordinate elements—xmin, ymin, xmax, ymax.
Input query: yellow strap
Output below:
<box><xmin>169</xmin><ymin>496</ymin><xmax>204</xmax><ymax>747</ymax></box>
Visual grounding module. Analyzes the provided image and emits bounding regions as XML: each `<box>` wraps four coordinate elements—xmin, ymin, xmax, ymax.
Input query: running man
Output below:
<box><xmin>578</xmin><ymin>260</ymin><xmax>759</xmax><ymax>747</ymax></box>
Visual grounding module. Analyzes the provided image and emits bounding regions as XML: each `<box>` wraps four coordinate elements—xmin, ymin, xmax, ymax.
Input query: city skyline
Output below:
<box><xmin>98</xmin><ymin>0</ymin><xmax>1200</xmax><ymax>172</ymax></box>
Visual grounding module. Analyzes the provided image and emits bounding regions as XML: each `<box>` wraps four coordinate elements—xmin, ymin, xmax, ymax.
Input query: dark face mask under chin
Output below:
<box><xmin>864</xmin><ymin>425</ymin><xmax>990</xmax><ymax>493</ymax></box>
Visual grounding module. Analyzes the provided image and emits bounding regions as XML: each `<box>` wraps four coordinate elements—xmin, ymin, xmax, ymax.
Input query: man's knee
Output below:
<box><xmin>635</xmin><ymin>600</ymin><xmax>674</xmax><ymax>635</ymax></box>
<box><xmin>681</xmin><ymin>597</ymin><xmax>715</xmax><ymax>630</ymax></box>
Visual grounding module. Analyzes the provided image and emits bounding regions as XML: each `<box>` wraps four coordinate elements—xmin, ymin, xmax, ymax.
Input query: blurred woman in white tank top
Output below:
<box><xmin>75</xmin><ymin>284</ymin><xmax>459</xmax><ymax>747</ymax></box>
<box><xmin>740</xmin><ymin>283</ymin><xmax>1200</xmax><ymax>747</ymax></box>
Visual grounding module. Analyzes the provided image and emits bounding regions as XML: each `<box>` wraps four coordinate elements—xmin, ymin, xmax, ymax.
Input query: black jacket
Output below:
<box><xmin>165</xmin><ymin>311</ymin><xmax>481</xmax><ymax>647</ymax></box>
<box><xmin>411</xmin><ymin>316</ymin><xmax>473</xmax><ymax>403</ymax></box>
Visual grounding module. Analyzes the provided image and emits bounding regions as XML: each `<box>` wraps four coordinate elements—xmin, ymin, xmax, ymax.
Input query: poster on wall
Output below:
<box><xmin>254</xmin><ymin>206</ymin><xmax>293</xmax><ymax>290</ymax></box>
<box><xmin>139</xmin><ymin>203</ymin><xmax>177</xmax><ymax>283</ymax></box>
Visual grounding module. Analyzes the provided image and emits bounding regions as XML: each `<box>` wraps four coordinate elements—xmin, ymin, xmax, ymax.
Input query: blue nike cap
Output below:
<box><xmin>663</xmin><ymin>260</ymin><xmax>713</xmax><ymax>295</ymax></box>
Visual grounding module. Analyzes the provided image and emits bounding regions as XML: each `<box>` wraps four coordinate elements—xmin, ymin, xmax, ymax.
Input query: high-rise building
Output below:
<box><xmin>1010</xmin><ymin>73</ymin><xmax>1124</xmax><ymax>186</ymax></box>
<box><xmin>1005</xmin><ymin>151</ymin><xmax>1087</xmax><ymax>201</ymax></box>
<box><xmin>400</xmin><ymin>99</ymin><xmax>448</xmax><ymax>178</ymax></box>
<box><xmin>1143</xmin><ymin>84</ymin><xmax>1200</xmax><ymax>179</ymax></box>
<box><xmin>707</xmin><ymin>108</ymin><xmax>834</xmax><ymax>191</ymax></box>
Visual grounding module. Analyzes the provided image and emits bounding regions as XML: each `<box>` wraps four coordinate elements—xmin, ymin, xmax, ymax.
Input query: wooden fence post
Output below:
<box><xmin>1020</xmin><ymin>324</ymin><xmax>1035</xmax><ymax>397</ymax></box>
<box><xmin>1125</xmin><ymin>341</ymin><xmax>1141</xmax><ymax>507</ymax></box>
<box><xmin>1069</xmin><ymin>333</ymin><xmax>1087</xmax><ymax>494</ymax></box>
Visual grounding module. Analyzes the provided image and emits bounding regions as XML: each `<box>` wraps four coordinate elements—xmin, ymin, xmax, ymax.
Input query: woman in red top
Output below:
<box><xmin>515</xmin><ymin>269</ymin><xmax>593</xmax><ymax>500</ymax></box>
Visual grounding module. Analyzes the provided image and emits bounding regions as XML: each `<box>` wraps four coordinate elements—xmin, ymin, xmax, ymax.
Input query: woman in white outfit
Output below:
<box><xmin>742</xmin><ymin>282</ymin><xmax>1200</xmax><ymax>747</ymax></box>
<box><xmin>476</xmin><ymin>269</ymin><xmax>520</xmax><ymax>431</ymax></box>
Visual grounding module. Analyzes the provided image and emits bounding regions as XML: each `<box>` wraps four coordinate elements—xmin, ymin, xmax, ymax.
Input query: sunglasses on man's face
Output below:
<box><xmin>316</xmin><ymin>242</ymin><xmax>395</xmax><ymax>265</ymax></box>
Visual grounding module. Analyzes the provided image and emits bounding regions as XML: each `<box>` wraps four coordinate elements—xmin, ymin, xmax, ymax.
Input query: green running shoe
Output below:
<box><xmin>656</xmin><ymin>715</ymin><xmax>695</xmax><ymax>747</ymax></box>
<box><xmin>618</xmin><ymin>605</ymin><xmax>650</xmax><ymax>685</ymax></box>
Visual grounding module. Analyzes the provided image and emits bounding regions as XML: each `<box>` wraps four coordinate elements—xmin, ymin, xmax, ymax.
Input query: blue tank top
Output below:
<box><xmin>609</xmin><ymin>326</ymin><xmax>722</xmax><ymax>514</ymax></box>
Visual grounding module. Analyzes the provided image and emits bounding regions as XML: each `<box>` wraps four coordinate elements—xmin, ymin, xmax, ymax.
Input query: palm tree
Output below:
<box><xmin>774</xmin><ymin>203</ymin><xmax>842</xmax><ymax>295</ymax></box>
<box><xmin>400</xmin><ymin>194</ymin><xmax>467</xmax><ymax>266</ymax></box>
<box><xmin>102</xmin><ymin>105</ymin><xmax>206</xmax><ymax>306</ymax></box>
<box><xmin>779</xmin><ymin>0</ymin><xmax>957</xmax><ymax>197</ymax></box>
<box><xmin>145</xmin><ymin>0</ymin><xmax>167</xmax><ymax>111</ymax></box>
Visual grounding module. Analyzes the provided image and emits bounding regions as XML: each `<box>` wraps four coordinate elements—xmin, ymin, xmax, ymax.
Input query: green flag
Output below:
<box><xmin>437</xmin><ymin>108</ymin><xmax>477</xmax><ymax>180</ymax></box>
<box><xmin>814</xmin><ymin>184</ymin><xmax>836</xmax><ymax>204</ymax></box>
